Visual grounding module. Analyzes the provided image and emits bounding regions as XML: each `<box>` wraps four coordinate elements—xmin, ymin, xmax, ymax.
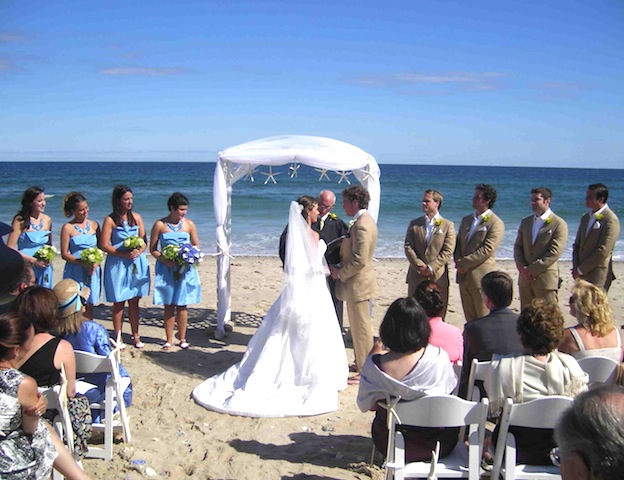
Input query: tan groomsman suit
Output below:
<box><xmin>335</xmin><ymin>210</ymin><xmax>378</xmax><ymax>372</ymax></box>
<box><xmin>454</xmin><ymin>210</ymin><xmax>504</xmax><ymax>321</ymax></box>
<box><xmin>573</xmin><ymin>205</ymin><xmax>620</xmax><ymax>291</ymax></box>
<box><xmin>404</xmin><ymin>215</ymin><xmax>456</xmax><ymax>316</ymax></box>
<box><xmin>514</xmin><ymin>210</ymin><xmax>568</xmax><ymax>309</ymax></box>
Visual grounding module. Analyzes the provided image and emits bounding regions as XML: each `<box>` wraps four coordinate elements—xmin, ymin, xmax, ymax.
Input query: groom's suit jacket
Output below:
<box><xmin>454</xmin><ymin>212</ymin><xmax>504</xmax><ymax>289</ymax></box>
<box><xmin>404</xmin><ymin>215</ymin><xmax>456</xmax><ymax>290</ymax></box>
<box><xmin>513</xmin><ymin>213</ymin><xmax>568</xmax><ymax>291</ymax></box>
<box><xmin>573</xmin><ymin>207</ymin><xmax>620</xmax><ymax>289</ymax></box>
<box><xmin>336</xmin><ymin>211</ymin><xmax>378</xmax><ymax>303</ymax></box>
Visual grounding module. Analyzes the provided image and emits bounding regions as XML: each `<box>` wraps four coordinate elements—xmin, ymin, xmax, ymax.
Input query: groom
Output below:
<box><xmin>330</xmin><ymin>186</ymin><xmax>378</xmax><ymax>384</ymax></box>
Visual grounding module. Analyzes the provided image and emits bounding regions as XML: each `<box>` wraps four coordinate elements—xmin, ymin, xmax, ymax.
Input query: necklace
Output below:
<box><xmin>30</xmin><ymin>218</ymin><xmax>43</xmax><ymax>231</ymax></box>
<box><xmin>74</xmin><ymin>221</ymin><xmax>90</xmax><ymax>235</ymax></box>
<box><xmin>167</xmin><ymin>220</ymin><xmax>183</xmax><ymax>232</ymax></box>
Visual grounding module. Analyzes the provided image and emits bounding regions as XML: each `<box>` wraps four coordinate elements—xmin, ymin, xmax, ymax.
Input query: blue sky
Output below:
<box><xmin>1</xmin><ymin>0</ymin><xmax>623</xmax><ymax>167</ymax></box>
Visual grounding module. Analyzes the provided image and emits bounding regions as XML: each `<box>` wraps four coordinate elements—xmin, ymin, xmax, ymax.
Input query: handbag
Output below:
<box><xmin>67</xmin><ymin>393</ymin><xmax>93</xmax><ymax>459</ymax></box>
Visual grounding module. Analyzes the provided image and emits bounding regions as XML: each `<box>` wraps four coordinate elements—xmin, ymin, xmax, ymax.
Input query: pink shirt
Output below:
<box><xmin>428</xmin><ymin>316</ymin><xmax>464</xmax><ymax>364</ymax></box>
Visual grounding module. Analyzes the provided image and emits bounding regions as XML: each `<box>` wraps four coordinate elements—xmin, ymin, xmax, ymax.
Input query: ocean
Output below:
<box><xmin>1</xmin><ymin>162</ymin><xmax>622</xmax><ymax>261</ymax></box>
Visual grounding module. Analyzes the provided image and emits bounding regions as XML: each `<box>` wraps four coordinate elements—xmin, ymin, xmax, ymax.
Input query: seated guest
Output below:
<box><xmin>357</xmin><ymin>297</ymin><xmax>457</xmax><ymax>462</ymax></box>
<box><xmin>559</xmin><ymin>279</ymin><xmax>622</xmax><ymax>362</ymax></box>
<box><xmin>484</xmin><ymin>299</ymin><xmax>588</xmax><ymax>465</ymax></box>
<box><xmin>53</xmin><ymin>279</ymin><xmax>133</xmax><ymax>416</ymax></box>
<box><xmin>413</xmin><ymin>280</ymin><xmax>463</xmax><ymax>364</ymax></box>
<box><xmin>460</xmin><ymin>271</ymin><xmax>524</xmax><ymax>398</ymax></box>
<box><xmin>554</xmin><ymin>384</ymin><xmax>624</xmax><ymax>480</ymax></box>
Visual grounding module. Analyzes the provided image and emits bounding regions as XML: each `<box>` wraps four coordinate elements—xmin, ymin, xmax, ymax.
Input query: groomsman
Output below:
<box><xmin>314</xmin><ymin>190</ymin><xmax>349</xmax><ymax>328</ymax></box>
<box><xmin>330</xmin><ymin>186</ymin><xmax>378</xmax><ymax>383</ymax></box>
<box><xmin>514</xmin><ymin>187</ymin><xmax>568</xmax><ymax>309</ymax></box>
<box><xmin>404</xmin><ymin>189</ymin><xmax>456</xmax><ymax>318</ymax></box>
<box><xmin>573</xmin><ymin>183</ymin><xmax>621</xmax><ymax>291</ymax></box>
<box><xmin>454</xmin><ymin>184</ymin><xmax>504</xmax><ymax>322</ymax></box>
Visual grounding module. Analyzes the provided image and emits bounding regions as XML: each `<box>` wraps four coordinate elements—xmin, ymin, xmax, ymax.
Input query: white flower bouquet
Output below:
<box><xmin>34</xmin><ymin>245</ymin><xmax>57</xmax><ymax>262</ymax></box>
<box><xmin>80</xmin><ymin>247</ymin><xmax>104</xmax><ymax>265</ymax></box>
<box><xmin>161</xmin><ymin>244</ymin><xmax>181</xmax><ymax>262</ymax></box>
<box><xmin>122</xmin><ymin>235</ymin><xmax>145</xmax><ymax>250</ymax></box>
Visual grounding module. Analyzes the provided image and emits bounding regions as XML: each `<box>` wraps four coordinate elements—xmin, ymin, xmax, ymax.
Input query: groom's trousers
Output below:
<box><xmin>347</xmin><ymin>299</ymin><xmax>374</xmax><ymax>372</ymax></box>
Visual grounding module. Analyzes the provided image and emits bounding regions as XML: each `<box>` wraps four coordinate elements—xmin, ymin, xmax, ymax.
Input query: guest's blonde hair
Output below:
<box><xmin>571</xmin><ymin>279</ymin><xmax>614</xmax><ymax>337</ymax></box>
<box><xmin>56</xmin><ymin>310</ymin><xmax>86</xmax><ymax>336</ymax></box>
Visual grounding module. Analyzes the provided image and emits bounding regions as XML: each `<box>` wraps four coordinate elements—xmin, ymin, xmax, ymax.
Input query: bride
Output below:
<box><xmin>192</xmin><ymin>196</ymin><xmax>348</xmax><ymax>417</ymax></box>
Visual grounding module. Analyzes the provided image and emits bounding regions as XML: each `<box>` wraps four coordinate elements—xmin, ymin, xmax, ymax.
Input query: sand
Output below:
<box><xmin>51</xmin><ymin>255</ymin><xmax>623</xmax><ymax>480</ymax></box>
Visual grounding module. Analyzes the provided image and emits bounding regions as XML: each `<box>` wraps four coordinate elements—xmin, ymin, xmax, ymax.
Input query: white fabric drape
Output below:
<box><xmin>213</xmin><ymin>135</ymin><xmax>381</xmax><ymax>336</ymax></box>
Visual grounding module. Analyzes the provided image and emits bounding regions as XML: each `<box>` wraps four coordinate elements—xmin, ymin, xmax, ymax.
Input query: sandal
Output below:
<box><xmin>347</xmin><ymin>374</ymin><xmax>361</xmax><ymax>386</ymax></box>
<box><xmin>178</xmin><ymin>340</ymin><xmax>190</xmax><ymax>349</ymax></box>
<box><xmin>134</xmin><ymin>340</ymin><xmax>145</xmax><ymax>349</ymax></box>
<box><xmin>161</xmin><ymin>342</ymin><xmax>172</xmax><ymax>350</ymax></box>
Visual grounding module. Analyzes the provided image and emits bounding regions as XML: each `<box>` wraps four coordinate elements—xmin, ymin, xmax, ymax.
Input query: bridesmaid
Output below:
<box><xmin>60</xmin><ymin>192</ymin><xmax>102</xmax><ymax>319</ymax></box>
<box><xmin>101</xmin><ymin>185</ymin><xmax>150</xmax><ymax>349</ymax></box>
<box><xmin>150</xmin><ymin>192</ymin><xmax>201</xmax><ymax>350</ymax></box>
<box><xmin>7</xmin><ymin>186</ymin><xmax>54</xmax><ymax>288</ymax></box>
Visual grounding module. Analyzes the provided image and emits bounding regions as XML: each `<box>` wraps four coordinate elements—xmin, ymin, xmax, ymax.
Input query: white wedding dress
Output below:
<box><xmin>192</xmin><ymin>202</ymin><xmax>348</xmax><ymax>417</ymax></box>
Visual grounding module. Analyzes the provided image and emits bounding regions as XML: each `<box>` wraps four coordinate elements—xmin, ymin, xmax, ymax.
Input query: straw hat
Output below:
<box><xmin>53</xmin><ymin>279</ymin><xmax>90</xmax><ymax>318</ymax></box>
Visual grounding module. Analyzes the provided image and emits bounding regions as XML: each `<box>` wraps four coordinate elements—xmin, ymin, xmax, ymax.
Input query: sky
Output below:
<box><xmin>1</xmin><ymin>0</ymin><xmax>623</xmax><ymax>167</ymax></box>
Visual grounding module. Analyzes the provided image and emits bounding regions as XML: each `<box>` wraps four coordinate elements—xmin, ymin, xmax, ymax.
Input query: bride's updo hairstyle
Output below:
<box><xmin>379</xmin><ymin>297</ymin><xmax>430</xmax><ymax>354</ymax></box>
<box><xmin>413</xmin><ymin>280</ymin><xmax>445</xmax><ymax>318</ymax></box>
<box><xmin>296</xmin><ymin>195</ymin><xmax>318</xmax><ymax>220</ymax></box>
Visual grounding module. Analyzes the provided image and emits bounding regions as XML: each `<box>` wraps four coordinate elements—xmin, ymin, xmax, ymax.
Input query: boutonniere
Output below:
<box><xmin>595</xmin><ymin>213</ymin><xmax>604</xmax><ymax>221</ymax></box>
<box><xmin>328</xmin><ymin>212</ymin><xmax>337</xmax><ymax>220</ymax></box>
<box><xmin>481</xmin><ymin>215</ymin><xmax>489</xmax><ymax>223</ymax></box>
<box><xmin>433</xmin><ymin>218</ymin><xmax>442</xmax><ymax>227</ymax></box>
<box><xmin>544</xmin><ymin>217</ymin><xmax>552</xmax><ymax>225</ymax></box>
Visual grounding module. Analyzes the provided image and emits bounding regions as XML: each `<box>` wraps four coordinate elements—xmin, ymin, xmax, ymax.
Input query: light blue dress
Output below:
<box><xmin>63</xmin><ymin>232</ymin><xmax>101</xmax><ymax>305</ymax></box>
<box><xmin>154</xmin><ymin>232</ymin><xmax>201</xmax><ymax>306</ymax></box>
<box><xmin>103</xmin><ymin>222</ymin><xmax>150</xmax><ymax>302</ymax></box>
<box><xmin>17</xmin><ymin>231</ymin><xmax>53</xmax><ymax>288</ymax></box>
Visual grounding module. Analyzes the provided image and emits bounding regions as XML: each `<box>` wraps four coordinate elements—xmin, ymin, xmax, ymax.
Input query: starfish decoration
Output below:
<box><xmin>289</xmin><ymin>162</ymin><xmax>301</xmax><ymax>178</ymax></box>
<box><xmin>337</xmin><ymin>170</ymin><xmax>352</xmax><ymax>185</ymax></box>
<box><xmin>243</xmin><ymin>168</ymin><xmax>256</xmax><ymax>182</ymax></box>
<box><xmin>314</xmin><ymin>168</ymin><xmax>331</xmax><ymax>181</ymax></box>
<box><xmin>359</xmin><ymin>163</ymin><xmax>373</xmax><ymax>181</ymax></box>
<box><xmin>213</xmin><ymin>242</ymin><xmax>234</xmax><ymax>259</ymax></box>
<box><xmin>260</xmin><ymin>166</ymin><xmax>280</xmax><ymax>184</ymax></box>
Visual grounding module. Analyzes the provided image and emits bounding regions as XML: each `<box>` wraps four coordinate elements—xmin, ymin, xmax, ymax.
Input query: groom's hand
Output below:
<box><xmin>329</xmin><ymin>265</ymin><xmax>340</xmax><ymax>280</ymax></box>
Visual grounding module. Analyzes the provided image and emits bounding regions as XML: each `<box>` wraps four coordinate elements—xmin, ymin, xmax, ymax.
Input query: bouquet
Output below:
<box><xmin>179</xmin><ymin>243</ymin><xmax>204</xmax><ymax>267</ymax></box>
<box><xmin>161</xmin><ymin>244</ymin><xmax>181</xmax><ymax>262</ymax></box>
<box><xmin>162</xmin><ymin>242</ymin><xmax>204</xmax><ymax>281</ymax></box>
<box><xmin>34</xmin><ymin>245</ymin><xmax>57</xmax><ymax>262</ymax></box>
<box><xmin>122</xmin><ymin>235</ymin><xmax>145</xmax><ymax>250</ymax></box>
<box><xmin>80</xmin><ymin>247</ymin><xmax>104</xmax><ymax>265</ymax></box>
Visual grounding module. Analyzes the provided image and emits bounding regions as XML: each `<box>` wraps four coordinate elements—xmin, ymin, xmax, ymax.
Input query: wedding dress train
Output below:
<box><xmin>192</xmin><ymin>202</ymin><xmax>348</xmax><ymax>417</ymax></box>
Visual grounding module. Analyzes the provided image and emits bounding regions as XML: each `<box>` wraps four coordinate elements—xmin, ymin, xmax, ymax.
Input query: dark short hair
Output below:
<box><xmin>530</xmin><ymin>187</ymin><xmax>552</xmax><ymax>201</ymax></box>
<box><xmin>0</xmin><ymin>312</ymin><xmax>32</xmax><ymax>361</ymax></box>
<box><xmin>342</xmin><ymin>186</ymin><xmax>370</xmax><ymax>209</ymax></box>
<box><xmin>167</xmin><ymin>192</ymin><xmax>189</xmax><ymax>211</ymax></box>
<box><xmin>413</xmin><ymin>280</ymin><xmax>445</xmax><ymax>317</ymax></box>
<box><xmin>379</xmin><ymin>297</ymin><xmax>430</xmax><ymax>353</ymax></box>
<box><xmin>476</xmin><ymin>184</ymin><xmax>497</xmax><ymax>208</ymax></box>
<box><xmin>424</xmin><ymin>189</ymin><xmax>444</xmax><ymax>209</ymax></box>
<box><xmin>10</xmin><ymin>286</ymin><xmax>60</xmax><ymax>333</ymax></box>
<box><xmin>588</xmin><ymin>183</ymin><xmax>609</xmax><ymax>203</ymax></box>
<box><xmin>481</xmin><ymin>271</ymin><xmax>513</xmax><ymax>309</ymax></box>
<box><xmin>516</xmin><ymin>299</ymin><xmax>564</xmax><ymax>355</ymax></box>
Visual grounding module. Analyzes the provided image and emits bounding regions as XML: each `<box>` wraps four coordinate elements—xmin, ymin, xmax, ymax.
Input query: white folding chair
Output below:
<box><xmin>577</xmin><ymin>356</ymin><xmax>619</xmax><ymax>385</ymax></box>
<box><xmin>40</xmin><ymin>364</ymin><xmax>77</xmax><ymax>479</ymax></box>
<box><xmin>451</xmin><ymin>361</ymin><xmax>463</xmax><ymax>396</ymax></box>
<box><xmin>490</xmin><ymin>396</ymin><xmax>573</xmax><ymax>480</ymax></box>
<box><xmin>74</xmin><ymin>351</ymin><xmax>131</xmax><ymax>461</ymax></box>
<box><xmin>466</xmin><ymin>359</ymin><xmax>493</xmax><ymax>401</ymax></box>
<box><xmin>382</xmin><ymin>394</ymin><xmax>489</xmax><ymax>480</ymax></box>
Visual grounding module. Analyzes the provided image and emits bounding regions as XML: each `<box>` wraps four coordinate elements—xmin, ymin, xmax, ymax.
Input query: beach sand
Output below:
<box><xmin>55</xmin><ymin>256</ymin><xmax>623</xmax><ymax>480</ymax></box>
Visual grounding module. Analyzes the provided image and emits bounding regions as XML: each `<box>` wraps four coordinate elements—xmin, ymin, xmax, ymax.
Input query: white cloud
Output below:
<box><xmin>0</xmin><ymin>32</ymin><xmax>26</xmax><ymax>43</ymax></box>
<box><xmin>98</xmin><ymin>66</ymin><xmax>191</xmax><ymax>76</ymax></box>
<box><xmin>347</xmin><ymin>71</ymin><xmax>506</xmax><ymax>93</ymax></box>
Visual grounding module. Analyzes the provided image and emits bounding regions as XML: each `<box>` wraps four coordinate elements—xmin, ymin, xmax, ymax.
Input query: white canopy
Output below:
<box><xmin>212</xmin><ymin>135</ymin><xmax>381</xmax><ymax>338</ymax></box>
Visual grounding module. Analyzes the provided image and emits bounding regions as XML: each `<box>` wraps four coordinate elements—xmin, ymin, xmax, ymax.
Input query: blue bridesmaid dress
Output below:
<box><xmin>63</xmin><ymin>229</ymin><xmax>102</xmax><ymax>305</ymax></box>
<box><xmin>153</xmin><ymin>232</ymin><xmax>201</xmax><ymax>306</ymax></box>
<box><xmin>17</xmin><ymin>231</ymin><xmax>53</xmax><ymax>288</ymax></box>
<box><xmin>103</xmin><ymin>222</ymin><xmax>150</xmax><ymax>302</ymax></box>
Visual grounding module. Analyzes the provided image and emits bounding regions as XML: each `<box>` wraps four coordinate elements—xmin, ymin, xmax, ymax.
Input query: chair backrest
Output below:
<box><xmin>577</xmin><ymin>356</ymin><xmax>619</xmax><ymax>384</ymax></box>
<box><xmin>393</xmin><ymin>394</ymin><xmax>488</xmax><ymax>429</ymax></box>
<box><xmin>74</xmin><ymin>350</ymin><xmax>114</xmax><ymax>375</ymax></box>
<box><xmin>451</xmin><ymin>361</ymin><xmax>462</xmax><ymax>396</ymax></box>
<box><xmin>466</xmin><ymin>359</ymin><xmax>493</xmax><ymax>401</ymax></box>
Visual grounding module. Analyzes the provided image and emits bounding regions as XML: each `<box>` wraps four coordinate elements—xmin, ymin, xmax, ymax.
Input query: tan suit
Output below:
<box><xmin>573</xmin><ymin>207</ymin><xmax>620</xmax><ymax>291</ymax></box>
<box><xmin>454</xmin><ymin>212</ymin><xmax>504</xmax><ymax>321</ymax></box>
<box><xmin>514</xmin><ymin>212</ymin><xmax>568</xmax><ymax>309</ymax></box>
<box><xmin>404</xmin><ymin>216</ymin><xmax>456</xmax><ymax>317</ymax></box>
<box><xmin>336</xmin><ymin>211</ymin><xmax>378</xmax><ymax>371</ymax></box>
